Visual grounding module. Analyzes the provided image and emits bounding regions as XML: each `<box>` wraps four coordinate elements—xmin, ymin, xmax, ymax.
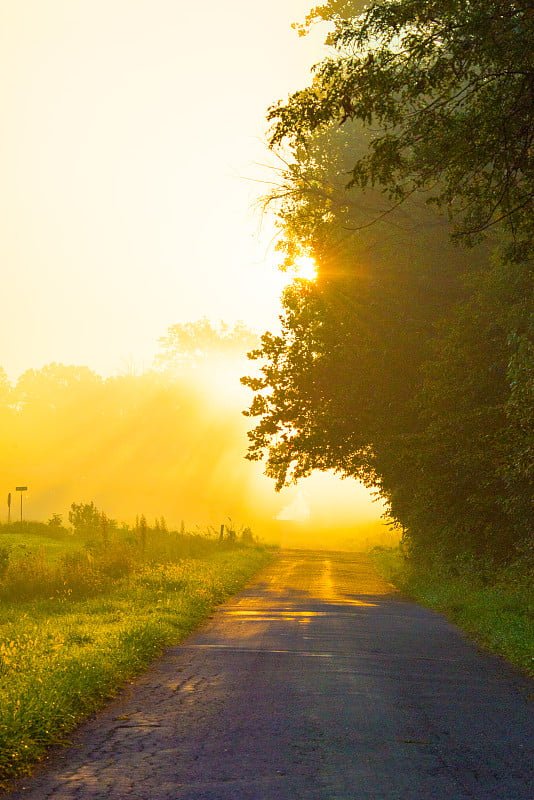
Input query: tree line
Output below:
<box><xmin>243</xmin><ymin>0</ymin><xmax>534</xmax><ymax>568</ymax></box>
<box><xmin>0</xmin><ymin>320</ymin><xmax>266</xmax><ymax>530</ymax></box>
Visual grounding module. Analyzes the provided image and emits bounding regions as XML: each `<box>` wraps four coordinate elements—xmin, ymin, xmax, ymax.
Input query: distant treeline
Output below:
<box><xmin>0</xmin><ymin>320</ymin><xmax>267</xmax><ymax>529</ymax></box>
<box><xmin>243</xmin><ymin>1</ymin><xmax>534</xmax><ymax>569</ymax></box>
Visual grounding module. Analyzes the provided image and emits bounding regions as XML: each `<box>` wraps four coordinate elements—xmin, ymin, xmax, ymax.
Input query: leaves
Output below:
<box><xmin>268</xmin><ymin>0</ymin><xmax>534</xmax><ymax>246</ymax></box>
<box><xmin>244</xmin><ymin>0</ymin><xmax>534</xmax><ymax>565</ymax></box>
<box><xmin>155</xmin><ymin>319</ymin><xmax>257</xmax><ymax>373</ymax></box>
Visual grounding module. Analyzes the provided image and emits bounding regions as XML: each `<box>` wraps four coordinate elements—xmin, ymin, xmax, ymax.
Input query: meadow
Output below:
<box><xmin>0</xmin><ymin>518</ymin><xmax>273</xmax><ymax>787</ymax></box>
<box><xmin>371</xmin><ymin>546</ymin><xmax>534</xmax><ymax>681</ymax></box>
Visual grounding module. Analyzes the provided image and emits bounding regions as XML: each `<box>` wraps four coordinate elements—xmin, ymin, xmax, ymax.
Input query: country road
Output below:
<box><xmin>5</xmin><ymin>551</ymin><xmax>534</xmax><ymax>800</ymax></box>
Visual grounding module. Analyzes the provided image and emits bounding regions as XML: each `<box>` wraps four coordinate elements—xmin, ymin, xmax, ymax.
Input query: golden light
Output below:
<box><xmin>292</xmin><ymin>255</ymin><xmax>318</xmax><ymax>282</ymax></box>
<box><xmin>0</xmin><ymin>2</ymin><xmax>389</xmax><ymax>550</ymax></box>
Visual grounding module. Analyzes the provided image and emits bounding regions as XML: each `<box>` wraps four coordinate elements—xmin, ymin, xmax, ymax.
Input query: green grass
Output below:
<box><xmin>0</xmin><ymin>522</ymin><xmax>82</xmax><ymax>565</ymax></box>
<box><xmin>0</xmin><ymin>530</ymin><xmax>274</xmax><ymax>787</ymax></box>
<box><xmin>370</xmin><ymin>546</ymin><xmax>534</xmax><ymax>680</ymax></box>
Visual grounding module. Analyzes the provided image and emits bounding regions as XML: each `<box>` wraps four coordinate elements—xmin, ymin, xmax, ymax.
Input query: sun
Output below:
<box><xmin>292</xmin><ymin>255</ymin><xmax>318</xmax><ymax>281</ymax></box>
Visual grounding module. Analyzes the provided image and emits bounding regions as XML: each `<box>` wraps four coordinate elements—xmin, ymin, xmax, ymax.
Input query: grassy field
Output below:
<box><xmin>370</xmin><ymin>546</ymin><xmax>534</xmax><ymax>680</ymax></box>
<box><xmin>0</xmin><ymin>522</ymin><xmax>274</xmax><ymax>786</ymax></box>
<box><xmin>0</xmin><ymin>523</ymin><xmax>82</xmax><ymax>565</ymax></box>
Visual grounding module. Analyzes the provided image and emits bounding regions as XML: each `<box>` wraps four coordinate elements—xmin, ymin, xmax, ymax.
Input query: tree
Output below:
<box><xmin>269</xmin><ymin>0</ymin><xmax>534</xmax><ymax>248</ymax></box>
<box><xmin>245</xmin><ymin>203</ymin><xmax>532</xmax><ymax>563</ymax></box>
<box><xmin>0</xmin><ymin>368</ymin><xmax>11</xmax><ymax>404</ymax></box>
<box><xmin>155</xmin><ymin>319</ymin><xmax>257</xmax><ymax>373</ymax></box>
<box><xmin>69</xmin><ymin>501</ymin><xmax>101</xmax><ymax>535</ymax></box>
<box><xmin>13</xmin><ymin>364</ymin><xmax>102</xmax><ymax>414</ymax></box>
<box><xmin>0</xmin><ymin>368</ymin><xmax>14</xmax><ymax>435</ymax></box>
<box><xmin>243</xmin><ymin>0</ymin><xmax>534</xmax><ymax>565</ymax></box>
<box><xmin>502</xmin><ymin>314</ymin><xmax>534</xmax><ymax>545</ymax></box>
<box><xmin>398</xmin><ymin>255</ymin><xmax>533</xmax><ymax>563</ymax></box>
<box><xmin>244</xmin><ymin>119</ymin><xmax>486</xmax><ymax>493</ymax></box>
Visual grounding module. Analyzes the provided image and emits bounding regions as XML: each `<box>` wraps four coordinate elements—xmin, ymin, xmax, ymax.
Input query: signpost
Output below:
<box><xmin>7</xmin><ymin>492</ymin><xmax>11</xmax><ymax>524</ymax></box>
<box><xmin>15</xmin><ymin>487</ymin><xmax>27</xmax><ymax>524</ymax></box>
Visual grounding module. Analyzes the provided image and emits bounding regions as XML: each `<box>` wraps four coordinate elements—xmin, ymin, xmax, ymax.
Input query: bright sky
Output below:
<box><xmin>0</xmin><ymin>0</ymin><xmax>326</xmax><ymax>379</ymax></box>
<box><xmin>0</xmin><ymin>1</ymin><xmax>392</xmax><ymax>539</ymax></box>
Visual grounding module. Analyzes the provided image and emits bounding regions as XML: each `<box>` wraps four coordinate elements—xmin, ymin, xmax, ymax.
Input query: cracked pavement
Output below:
<box><xmin>4</xmin><ymin>551</ymin><xmax>534</xmax><ymax>799</ymax></box>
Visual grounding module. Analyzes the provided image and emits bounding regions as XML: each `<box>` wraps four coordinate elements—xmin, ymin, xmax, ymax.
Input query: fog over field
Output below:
<box><xmin>0</xmin><ymin>322</ymin><xmax>390</xmax><ymax>550</ymax></box>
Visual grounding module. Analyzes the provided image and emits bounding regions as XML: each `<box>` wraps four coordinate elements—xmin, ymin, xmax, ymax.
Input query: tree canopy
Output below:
<box><xmin>155</xmin><ymin>319</ymin><xmax>257</xmax><ymax>373</ymax></box>
<box><xmin>269</xmin><ymin>0</ymin><xmax>534</xmax><ymax>248</ymax></box>
<box><xmin>243</xmin><ymin>0</ymin><xmax>534</xmax><ymax>566</ymax></box>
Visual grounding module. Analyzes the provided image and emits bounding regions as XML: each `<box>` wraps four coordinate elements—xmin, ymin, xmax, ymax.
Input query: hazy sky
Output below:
<box><xmin>0</xmin><ymin>0</ymin><xmax>326</xmax><ymax>379</ymax></box>
<box><xmin>0</xmin><ymin>1</ymin><xmax>392</xmax><ymax>538</ymax></box>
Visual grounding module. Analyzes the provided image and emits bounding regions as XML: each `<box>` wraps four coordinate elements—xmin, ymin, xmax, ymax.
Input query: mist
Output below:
<box><xmin>0</xmin><ymin>322</ymin><xmax>394</xmax><ymax>551</ymax></box>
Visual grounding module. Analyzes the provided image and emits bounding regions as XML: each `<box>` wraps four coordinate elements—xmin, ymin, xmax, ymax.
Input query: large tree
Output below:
<box><xmin>270</xmin><ymin>0</ymin><xmax>534</xmax><ymax>249</ymax></box>
<box><xmin>244</xmin><ymin>0</ymin><xmax>534</xmax><ymax>564</ymax></box>
<box><xmin>243</xmin><ymin>119</ymin><xmax>486</xmax><ymax>491</ymax></box>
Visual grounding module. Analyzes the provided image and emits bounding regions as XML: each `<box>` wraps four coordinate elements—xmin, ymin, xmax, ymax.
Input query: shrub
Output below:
<box><xmin>59</xmin><ymin>551</ymin><xmax>103</xmax><ymax>598</ymax></box>
<box><xmin>0</xmin><ymin>549</ymin><xmax>56</xmax><ymax>601</ymax></box>
<box><xmin>0</xmin><ymin>547</ymin><xmax>9</xmax><ymax>576</ymax></box>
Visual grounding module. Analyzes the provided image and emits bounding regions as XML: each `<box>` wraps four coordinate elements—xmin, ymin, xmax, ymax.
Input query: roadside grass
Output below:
<box><xmin>0</xmin><ymin>532</ymin><xmax>274</xmax><ymax>787</ymax></box>
<box><xmin>370</xmin><ymin>546</ymin><xmax>534</xmax><ymax>680</ymax></box>
<box><xmin>0</xmin><ymin>522</ymin><xmax>81</xmax><ymax>566</ymax></box>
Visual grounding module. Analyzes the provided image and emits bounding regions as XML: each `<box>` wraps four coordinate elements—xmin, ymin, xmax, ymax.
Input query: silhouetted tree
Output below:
<box><xmin>243</xmin><ymin>0</ymin><xmax>534</xmax><ymax>565</ymax></box>
<box><xmin>155</xmin><ymin>319</ymin><xmax>257</xmax><ymax>372</ymax></box>
<box><xmin>69</xmin><ymin>501</ymin><xmax>101</xmax><ymax>535</ymax></box>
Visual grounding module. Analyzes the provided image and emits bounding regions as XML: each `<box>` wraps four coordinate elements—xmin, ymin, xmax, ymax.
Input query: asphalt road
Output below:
<box><xmin>5</xmin><ymin>551</ymin><xmax>534</xmax><ymax>799</ymax></box>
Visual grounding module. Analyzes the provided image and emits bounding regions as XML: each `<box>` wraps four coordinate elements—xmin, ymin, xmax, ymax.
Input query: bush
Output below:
<box><xmin>0</xmin><ymin>549</ymin><xmax>56</xmax><ymax>601</ymax></box>
<box><xmin>0</xmin><ymin>547</ymin><xmax>9</xmax><ymax>577</ymax></box>
<box><xmin>94</xmin><ymin>541</ymin><xmax>134</xmax><ymax>579</ymax></box>
<box><xmin>60</xmin><ymin>551</ymin><xmax>103</xmax><ymax>598</ymax></box>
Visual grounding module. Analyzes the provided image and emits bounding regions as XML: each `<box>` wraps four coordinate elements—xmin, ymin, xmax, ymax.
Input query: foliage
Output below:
<box><xmin>269</xmin><ymin>0</ymin><xmax>534</xmax><ymax>248</ymax></box>
<box><xmin>68</xmin><ymin>501</ymin><xmax>101</xmax><ymax>536</ymax></box>
<box><xmin>352</xmin><ymin>255</ymin><xmax>534</xmax><ymax>565</ymax></box>
<box><xmin>244</xmin><ymin>0</ymin><xmax>534</xmax><ymax>566</ymax></box>
<box><xmin>155</xmin><ymin>318</ymin><xmax>257</xmax><ymax>372</ymax></box>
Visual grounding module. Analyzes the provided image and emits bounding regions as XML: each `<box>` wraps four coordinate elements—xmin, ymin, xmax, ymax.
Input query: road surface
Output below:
<box><xmin>5</xmin><ymin>551</ymin><xmax>534</xmax><ymax>799</ymax></box>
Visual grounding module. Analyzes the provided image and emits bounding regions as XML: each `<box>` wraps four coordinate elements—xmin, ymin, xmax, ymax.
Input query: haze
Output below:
<box><xmin>0</xmin><ymin>1</ymin><xmax>392</xmax><ymax>549</ymax></box>
<box><xmin>0</xmin><ymin>0</ymin><xmax>324</xmax><ymax>377</ymax></box>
